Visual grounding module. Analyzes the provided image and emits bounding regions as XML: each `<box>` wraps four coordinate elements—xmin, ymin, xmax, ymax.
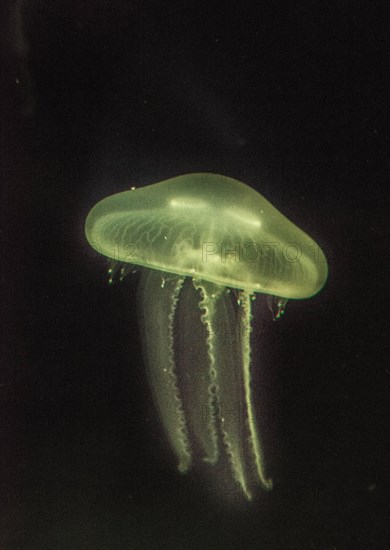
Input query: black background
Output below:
<box><xmin>1</xmin><ymin>1</ymin><xmax>388</xmax><ymax>549</ymax></box>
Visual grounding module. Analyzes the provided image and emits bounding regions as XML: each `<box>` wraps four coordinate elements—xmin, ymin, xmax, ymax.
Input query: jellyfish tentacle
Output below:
<box><xmin>192</xmin><ymin>279</ymin><xmax>220</xmax><ymax>465</ymax></box>
<box><xmin>138</xmin><ymin>269</ymin><xmax>192</xmax><ymax>473</ymax></box>
<box><xmin>240</xmin><ymin>291</ymin><xmax>273</xmax><ymax>491</ymax></box>
<box><xmin>193</xmin><ymin>280</ymin><xmax>253</xmax><ymax>499</ymax></box>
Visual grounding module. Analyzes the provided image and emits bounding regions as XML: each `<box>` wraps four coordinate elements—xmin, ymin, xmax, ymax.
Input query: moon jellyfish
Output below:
<box><xmin>85</xmin><ymin>173</ymin><xmax>328</xmax><ymax>500</ymax></box>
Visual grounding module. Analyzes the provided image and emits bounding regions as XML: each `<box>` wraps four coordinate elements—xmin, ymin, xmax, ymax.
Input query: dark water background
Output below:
<box><xmin>1</xmin><ymin>1</ymin><xmax>388</xmax><ymax>549</ymax></box>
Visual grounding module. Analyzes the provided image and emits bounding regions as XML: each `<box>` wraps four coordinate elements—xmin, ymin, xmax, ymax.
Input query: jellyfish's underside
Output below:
<box><xmin>85</xmin><ymin>173</ymin><xmax>328</xmax><ymax>500</ymax></box>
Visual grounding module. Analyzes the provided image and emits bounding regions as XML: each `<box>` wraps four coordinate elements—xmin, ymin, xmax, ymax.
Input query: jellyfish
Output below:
<box><xmin>85</xmin><ymin>173</ymin><xmax>328</xmax><ymax>500</ymax></box>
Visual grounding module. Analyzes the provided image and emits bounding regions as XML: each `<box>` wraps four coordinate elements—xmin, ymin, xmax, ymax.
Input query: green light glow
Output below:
<box><xmin>85</xmin><ymin>173</ymin><xmax>328</xmax><ymax>501</ymax></box>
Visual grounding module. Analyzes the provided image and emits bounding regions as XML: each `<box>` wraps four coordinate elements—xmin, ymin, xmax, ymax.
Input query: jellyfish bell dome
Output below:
<box><xmin>85</xmin><ymin>173</ymin><xmax>328</xmax><ymax>299</ymax></box>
